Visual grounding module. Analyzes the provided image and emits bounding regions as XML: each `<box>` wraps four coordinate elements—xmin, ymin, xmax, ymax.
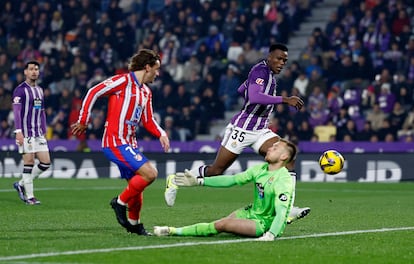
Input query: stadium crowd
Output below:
<box><xmin>0</xmin><ymin>0</ymin><xmax>413</xmax><ymax>144</ymax></box>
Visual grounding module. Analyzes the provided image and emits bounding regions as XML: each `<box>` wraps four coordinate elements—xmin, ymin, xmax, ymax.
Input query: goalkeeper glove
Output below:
<box><xmin>175</xmin><ymin>169</ymin><xmax>204</xmax><ymax>186</ymax></box>
<box><xmin>256</xmin><ymin>232</ymin><xmax>275</xmax><ymax>241</ymax></box>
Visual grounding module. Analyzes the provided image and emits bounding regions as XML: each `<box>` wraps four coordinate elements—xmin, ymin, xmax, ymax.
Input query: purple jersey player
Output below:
<box><xmin>12</xmin><ymin>60</ymin><xmax>51</xmax><ymax>205</ymax></box>
<box><xmin>166</xmin><ymin>43</ymin><xmax>310</xmax><ymax>224</ymax></box>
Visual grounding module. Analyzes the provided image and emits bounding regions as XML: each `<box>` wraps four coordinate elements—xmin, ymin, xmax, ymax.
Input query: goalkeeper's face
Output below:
<box><xmin>265</xmin><ymin>141</ymin><xmax>289</xmax><ymax>164</ymax></box>
<box><xmin>267</xmin><ymin>50</ymin><xmax>288</xmax><ymax>74</ymax></box>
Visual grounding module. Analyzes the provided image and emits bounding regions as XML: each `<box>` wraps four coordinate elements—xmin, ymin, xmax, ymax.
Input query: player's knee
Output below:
<box><xmin>146</xmin><ymin>168</ymin><xmax>158</xmax><ymax>182</ymax></box>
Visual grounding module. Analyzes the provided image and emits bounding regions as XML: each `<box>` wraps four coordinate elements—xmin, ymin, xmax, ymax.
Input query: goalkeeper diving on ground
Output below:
<box><xmin>154</xmin><ymin>139</ymin><xmax>296</xmax><ymax>241</ymax></box>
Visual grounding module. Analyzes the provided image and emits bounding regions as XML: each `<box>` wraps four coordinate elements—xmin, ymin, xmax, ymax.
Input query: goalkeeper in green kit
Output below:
<box><xmin>154</xmin><ymin>139</ymin><xmax>296</xmax><ymax>241</ymax></box>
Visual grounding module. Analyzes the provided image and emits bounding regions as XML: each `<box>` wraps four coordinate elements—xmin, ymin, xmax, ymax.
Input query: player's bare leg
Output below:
<box><xmin>204</xmin><ymin>146</ymin><xmax>239</xmax><ymax>176</ymax></box>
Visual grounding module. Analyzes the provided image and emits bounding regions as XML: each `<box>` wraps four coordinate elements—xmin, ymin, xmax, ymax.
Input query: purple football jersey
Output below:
<box><xmin>231</xmin><ymin>61</ymin><xmax>278</xmax><ymax>131</ymax></box>
<box><xmin>12</xmin><ymin>82</ymin><xmax>46</xmax><ymax>137</ymax></box>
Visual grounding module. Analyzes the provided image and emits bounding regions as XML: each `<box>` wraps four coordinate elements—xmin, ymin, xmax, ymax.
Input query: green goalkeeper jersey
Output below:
<box><xmin>204</xmin><ymin>163</ymin><xmax>293</xmax><ymax>237</ymax></box>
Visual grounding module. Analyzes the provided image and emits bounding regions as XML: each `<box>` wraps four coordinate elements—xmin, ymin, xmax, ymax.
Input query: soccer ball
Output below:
<box><xmin>319</xmin><ymin>150</ymin><xmax>345</xmax><ymax>175</ymax></box>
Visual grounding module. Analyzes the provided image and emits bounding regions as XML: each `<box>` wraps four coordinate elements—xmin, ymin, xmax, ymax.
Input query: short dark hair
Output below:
<box><xmin>128</xmin><ymin>49</ymin><xmax>161</xmax><ymax>71</ymax></box>
<box><xmin>25</xmin><ymin>60</ymin><xmax>40</xmax><ymax>69</ymax></box>
<box><xmin>279</xmin><ymin>138</ymin><xmax>297</xmax><ymax>164</ymax></box>
<box><xmin>269</xmin><ymin>43</ymin><xmax>288</xmax><ymax>53</ymax></box>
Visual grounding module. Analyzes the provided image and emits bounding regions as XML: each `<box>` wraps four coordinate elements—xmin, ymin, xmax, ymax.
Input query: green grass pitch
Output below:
<box><xmin>0</xmin><ymin>177</ymin><xmax>413</xmax><ymax>263</ymax></box>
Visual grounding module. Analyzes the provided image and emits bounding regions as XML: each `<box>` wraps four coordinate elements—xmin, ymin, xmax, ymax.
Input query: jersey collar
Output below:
<box><xmin>130</xmin><ymin>72</ymin><xmax>142</xmax><ymax>88</ymax></box>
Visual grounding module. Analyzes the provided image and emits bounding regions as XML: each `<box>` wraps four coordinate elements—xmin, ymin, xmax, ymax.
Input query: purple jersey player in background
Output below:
<box><xmin>166</xmin><ymin>43</ymin><xmax>310</xmax><ymax>224</ymax></box>
<box><xmin>12</xmin><ymin>60</ymin><xmax>51</xmax><ymax>205</ymax></box>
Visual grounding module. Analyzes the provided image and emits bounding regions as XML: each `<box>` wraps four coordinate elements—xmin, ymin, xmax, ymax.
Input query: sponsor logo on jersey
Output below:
<box><xmin>279</xmin><ymin>194</ymin><xmax>288</xmax><ymax>202</ymax></box>
<box><xmin>268</xmin><ymin>176</ymin><xmax>274</xmax><ymax>184</ymax></box>
<box><xmin>103</xmin><ymin>79</ymin><xmax>114</xmax><ymax>86</ymax></box>
<box><xmin>134</xmin><ymin>154</ymin><xmax>143</xmax><ymax>161</ymax></box>
<box><xmin>256</xmin><ymin>183</ymin><xmax>265</xmax><ymax>199</ymax></box>
<box><xmin>13</xmin><ymin>96</ymin><xmax>21</xmax><ymax>103</ymax></box>
<box><xmin>255</xmin><ymin>78</ymin><xmax>264</xmax><ymax>85</ymax></box>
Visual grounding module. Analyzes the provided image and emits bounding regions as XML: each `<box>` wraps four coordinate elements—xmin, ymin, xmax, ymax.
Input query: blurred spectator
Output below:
<box><xmin>0</xmin><ymin>72</ymin><xmax>14</xmax><ymax>93</ymax></box>
<box><xmin>70</xmin><ymin>55</ymin><xmax>88</xmax><ymax>79</ymax></box>
<box><xmin>377</xmin><ymin>119</ymin><xmax>395</xmax><ymax>141</ymax></box>
<box><xmin>377</xmin><ymin>83</ymin><xmax>396</xmax><ymax>114</ymax></box>
<box><xmin>361</xmin><ymin>85</ymin><xmax>377</xmax><ymax>113</ymax></box>
<box><xmin>366</xmin><ymin>103</ymin><xmax>387</xmax><ymax>132</ymax></box>
<box><xmin>38</xmin><ymin>35</ymin><xmax>56</xmax><ymax>56</ymax></box>
<box><xmin>309</xmin><ymin>101</ymin><xmax>330</xmax><ymax>128</ymax></box>
<box><xmin>0</xmin><ymin>118</ymin><xmax>11</xmax><ymax>138</ymax></box>
<box><xmin>383</xmin><ymin>42</ymin><xmax>404</xmax><ymax>73</ymax></box>
<box><xmin>153</xmin><ymin>83</ymin><xmax>177</xmax><ymax>121</ymax></box>
<box><xmin>166</xmin><ymin>56</ymin><xmax>184</xmax><ymax>83</ymax></box>
<box><xmin>398</xmin><ymin>106</ymin><xmax>414</xmax><ymax>140</ymax></box>
<box><xmin>293</xmin><ymin>72</ymin><xmax>309</xmax><ymax>97</ymax></box>
<box><xmin>355</xmin><ymin>121</ymin><xmax>374</xmax><ymax>141</ymax></box>
<box><xmin>163</xmin><ymin>116</ymin><xmax>181</xmax><ymax>141</ymax></box>
<box><xmin>17</xmin><ymin>41</ymin><xmax>42</xmax><ymax>62</ymax></box>
<box><xmin>336</xmin><ymin>119</ymin><xmax>357</xmax><ymax>141</ymax></box>
<box><xmin>327</xmin><ymin>87</ymin><xmax>343</xmax><ymax>119</ymax></box>
<box><xmin>298</xmin><ymin>36</ymin><xmax>322</xmax><ymax>69</ymax></box>
<box><xmin>333</xmin><ymin>107</ymin><xmax>350</xmax><ymax>131</ymax></box>
<box><xmin>283</xmin><ymin>120</ymin><xmax>298</xmax><ymax>141</ymax></box>
<box><xmin>0</xmin><ymin>53</ymin><xmax>12</xmax><ymax>76</ymax></box>
<box><xmin>242</xmin><ymin>41</ymin><xmax>263</xmax><ymax>66</ymax></box>
<box><xmin>0</xmin><ymin>86</ymin><xmax>11</xmax><ymax>121</ymax></box>
<box><xmin>268</xmin><ymin>116</ymin><xmax>283</xmax><ymax>135</ymax></box>
<box><xmin>297</xmin><ymin>120</ymin><xmax>313</xmax><ymax>141</ymax></box>
<box><xmin>218</xmin><ymin>64</ymin><xmax>241</xmax><ymax>111</ymax></box>
<box><xmin>175</xmin><ymin>106</ymin><xmax>196</xmax><ymax>141</ymax></box>
<box><xmin>305</xmin><ymin>69</ymin><xmax>327</xmax><ymax>96</ymax></box>
<box><xmin>388</xmin><ymin>102</ymin><xmax>407</xmax><ymax>135</ymax></box>
<box><xmin>87</xmin><ymin>68</ymin><xmax>106</xmax><ymax>88</ymax></box>
<box><xmin>391</xmin><ymin>9</ymin><xmax>410</xmax><ymax>36</ymax></box>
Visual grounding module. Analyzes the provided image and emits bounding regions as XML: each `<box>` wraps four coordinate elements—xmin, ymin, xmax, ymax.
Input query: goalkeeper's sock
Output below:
<box><xmin>119</xmin><ymin>174</ymin><xmax>149</xmax><ymax>203</ymax></box>
<box><xmin>175</xmin><ymin>222</ymin><xmax>218</xmax><ymax>236</ymax></box>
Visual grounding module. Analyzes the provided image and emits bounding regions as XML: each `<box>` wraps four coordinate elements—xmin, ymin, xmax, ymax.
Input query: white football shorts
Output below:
<box><xmin>221</xmin><ymin>124</ymin><xmax>279</xmax><ymax>155</ymax></box>
<box><xmin>18</xmin><ymin>135</ymin><xmax>49</xmax><ymax>154</ymax></box>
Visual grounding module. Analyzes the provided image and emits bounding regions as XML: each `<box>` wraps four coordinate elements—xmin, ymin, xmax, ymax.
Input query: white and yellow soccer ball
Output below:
<box><xmin>319</xmin><ymin>150</ymin><xmax>345</xmax><ymax>175</ymax></box>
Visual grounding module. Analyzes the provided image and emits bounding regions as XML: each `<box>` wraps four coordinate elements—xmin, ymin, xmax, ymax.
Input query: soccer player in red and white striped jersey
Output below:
<box><xmin>72</xmin><ymin>49</ymin><xmax>170</xmax><ymax>235</ymax></box>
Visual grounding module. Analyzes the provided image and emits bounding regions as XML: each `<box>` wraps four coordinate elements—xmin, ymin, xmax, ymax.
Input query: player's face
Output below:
<box><xmin>24</xmin><ymin>64</ymin><xmax>40</xmax><ymax>81</ymax></box>
<box><xmin>267</xmin><ymin>49</ymin><xmax>288</xmax><ymax>74</ymax></box>
<box><xmin>265</xmin><ymin>141</ymin><xmax>287</xmax><ymax>163</ymax></box>
<box><xmin>145</xmin><ymin>60</ymin><xmax>161</xmax><ymax>83</ymax></box>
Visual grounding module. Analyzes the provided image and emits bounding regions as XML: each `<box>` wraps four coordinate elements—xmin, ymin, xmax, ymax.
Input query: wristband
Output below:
<box><xmin>197</xmin><ymin>177</ymin><xmax>204</xmax><ymax>186</ymax></box>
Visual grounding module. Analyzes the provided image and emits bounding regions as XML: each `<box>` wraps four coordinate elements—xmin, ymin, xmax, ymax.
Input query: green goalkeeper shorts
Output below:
<box><xmin>235</xmin><ymin>206</ymin><xmax>267</xmax><ymax>237</ymax></box>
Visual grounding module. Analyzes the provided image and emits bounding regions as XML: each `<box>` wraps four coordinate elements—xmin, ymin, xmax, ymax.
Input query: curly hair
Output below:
<box><xmin>128</xmin><ymin>49</ymin><xmax>161</xmax><ymax>71</ymax></box>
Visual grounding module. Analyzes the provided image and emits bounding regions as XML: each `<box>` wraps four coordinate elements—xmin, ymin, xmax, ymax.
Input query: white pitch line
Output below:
<box><xmin>0</xmin><ymin>227</ymin><xmax>413</xmax><ymax>262</ymax></box>
<box><xmin>0</xmin><ymin>186</ymin><xmax>123</xmax><ymax>193</ymax></box>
